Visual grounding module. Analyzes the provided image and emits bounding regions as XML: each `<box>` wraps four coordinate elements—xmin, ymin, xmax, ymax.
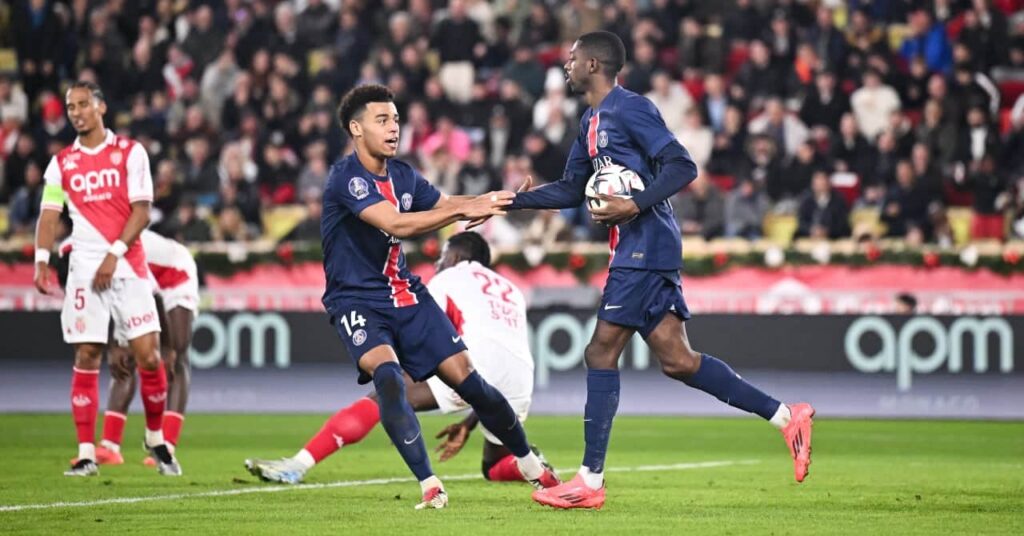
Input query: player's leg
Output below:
<box><xmin>66</xmin><ymin>343</ymin><xmax>104</xmax><ymax>476</ymax></box>
<box><xmin>360</xmin><ymin>344</ymin><xmax>446</xmax><ymax>508</ymax></box>
<box><xmin>248</xmin><ymin>375</ymin><xmax>439</xmax><ymax>484</ymax></box>
<box><xmin>645</xmin><ymin>315</ymin><xmax>815</xmax><ymax>482</ymax></box>
<box><xmin>114</xmin><ymin>280</ymin><xmax>179</xmax><ymax>475</ymax></box>
<box><xmin>533</xmin><ymin>320</ymin><xmax>632</xmax><ymax>508</ymax></box>
<box><xmin>163</xmin><ymin>306</ymin><xmax>194</xmax><ymax>451</ymax></box>
<box><xmin>97</xmin><ymin>344</ymin><xmax>134</xmax><ymax>465</ymax></box>
<box><xmin>480</xmin><ymin>431</ymin><xmax>555</xmax><ymax>483</ymax></box>
<box><xmin>434</xmin><ymin>352</ymin><xmax>559</xmax><ymax>489</ymax></box>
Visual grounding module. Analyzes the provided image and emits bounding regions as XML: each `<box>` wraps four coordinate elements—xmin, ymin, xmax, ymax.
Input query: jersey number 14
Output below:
<box><xmin>338</xmin><ymin>311</ymin><xmax>367</xmax><ymax>336</ymax></box>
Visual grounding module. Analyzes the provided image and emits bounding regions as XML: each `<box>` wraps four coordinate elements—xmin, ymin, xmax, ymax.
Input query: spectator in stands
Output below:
<box><xmin>725</xmin><ymin>179</ymin><xmax>769</xmax><ymax>239</ymax></box>
<box><xmin>851</xmin><ymin>68</ymin><xmax>901</xmax><ymax>141</ymax></box>
<box><xmin>723</xmin><ymin>0</ymin><xmax>762</xmax><ymax>44</ymax></box>
<box><xmin>181</xmin><ymin>5</ymin><xmax>223</xmax><ymax>74</ymax></box>
<box><xmin>734</xmin><ymin>40</ymin><xmax>784</xmax><ymax>108</ymax></box>
<box><xmin>674</xmin><ymin>109</ymin><xmax>713</xmax><ymax>170</ymax></box>
<box><xmin>431</xmin><ymin>0</ymin><xmax>484</xmax><ymax>104</ymax></box>
<box><xmin>784</xmin><ymin>142</ymin><xmax>826</xmax><ymax>202</ymax></box>
<box><xmin>12</xmin><ymin>0</ymin><xmax>62</xmax><ymax>100</ymax></box>
<box><xmin>503</xmin><ymin>44</ymin><xmax>546</xmax><ymax>101</ymax></box>
<box><xmin>283</xmin><ymin>190</ymin><xmax>323</xmax><ymax>243</ymax></box>
<box><xmin>749</xmin><ymin>97</ymin><xmax>809</xmax><ymax>157</ymax></box>
<box><xmin>797</xmin><ymin>169</ymin><xmax>850</xmax><ymax>239</ymax></box>
<box><xmin>7</xmin><ymin>160</ymin><xmax>43</xmax><ymax>237</ymax></box>
<box><xmin>894</xmin><ymin>292</ymin><xmax>918</xmax><ymax>314</ymax></box>
<box><xmin>883</xmin><ymin>160</ymin><xmax>935</xmax><ymax>240</ymax></box>
<box><xmin>163</xmin><ymin>197</ymin><xmax>213</xmax><ymax>243</ymax></box>
<box><xmin>297</xmin><ymin>0</ymin><xmax>338</xmax><ymax>49</ymax></box>
<box><xmin>957</xmin><ymin>106</ymin><xmax>1001</xmax><ymax>168</ymax></box>
<box><xmin>456</xmin><ymin>144</ymin><xmax>501</xmax><ymax>197</ymax></box>
<box><xmin>523</xmin><ymin>130</ymin><xmax>565</xmax><ymax>184</ymax></box>
<box><xmin>646</xmin><ymin>71</ymin><xmax>693</xmax><ymax>134</ymax></box>
<box><xmin>182</xmin><ymin>137</ymin><xmax>220</xmax><ymax>206</ymax></box>
<box><xmin>958</xmin><ymin>154</ymin><xmax>1007</xmax><ymax>240</ymax></box>
<box><xmin>831</xmin><ymin>112</ymin><xmax>874</xmax><ymax>179</ymax></box>
<box><xmin>152</xmin><ymin>160</ymin><xmax>183</xmax><ymax>226</ymax></box>
<box><xmin>900</xmin><ymin>8</ymin><xmax>952</xmax><ymax>74</ymax></box>
<box><xmin>675</xmin><ymin>175</ymin><xmax>725</xmax><ymax>240</ymax></box>
<box><xmin>623</xmin><ymin>38</ymin><xmax>659</xmax><ymax>96</ymax></box>
<box><xmin>911</xmin><ymin>142</ymin><xmax>944</xmax><ymax>199</ymax></box>
<box><xmin>800</xmin><ymin>69</ymin><xmax>848</xmax><ymax>133</ymax></box>
<box><xmin>699</xmin><ymin>73</ymin><xmax>730</xmax><ymax>134</ymax></box>
<box><xmin>915</xmin><ymin>99</ymin><xmax>959</xmax><ymax>170</ymax></box>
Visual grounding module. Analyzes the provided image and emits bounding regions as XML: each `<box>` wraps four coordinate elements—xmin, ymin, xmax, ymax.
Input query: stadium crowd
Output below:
<box><xmin>2</xmin><ymin>0</ymin><xmax>1024</xmax><ymax>249</ymax></box>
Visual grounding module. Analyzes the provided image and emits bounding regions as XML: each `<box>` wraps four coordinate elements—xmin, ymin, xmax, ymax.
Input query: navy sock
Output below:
<box><xmin>454</xmin><ymin>371</ymin><xmax>530</xmax><ymax>457</ymax></box>
<box><xmin>683</xmin><ymin>354</ymin><xmax>781</xmax><ymax>420</ymax></box>
<box><xmin>581</xmin><ymin>369</ymin><xmax>620</xmax><ymax>473</ymax></box>
<box><xmin>372</xmin><ymin>362</ymin><xmax>432</xmax><ymax>481</ymax></box>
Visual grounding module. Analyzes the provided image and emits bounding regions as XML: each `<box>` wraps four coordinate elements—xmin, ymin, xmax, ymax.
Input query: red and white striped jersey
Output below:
<box><xmin>42</xmin><ymin>130</ymin><xmax>153</xmax><ymax>280</ymax></box>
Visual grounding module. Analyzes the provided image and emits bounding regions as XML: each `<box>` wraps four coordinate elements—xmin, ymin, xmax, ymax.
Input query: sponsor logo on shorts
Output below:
<box><xmin>121</xmin><ymin>312</ymin><xmax>156</xmax><ymax>331</ymax></box>
<box><xmin>348</xmin><ymin>177</ymin><xmax>370</xmax><ymax>200</ymax></box>
<box><xmin>72</xmin><ymin>394</ymin><xmax>92</xmax><ymax>407</ymax></box>
<box><xmin>352</xmin><ymin>328</ymin><xmax>367</xmax><ymax>346</ymax></box>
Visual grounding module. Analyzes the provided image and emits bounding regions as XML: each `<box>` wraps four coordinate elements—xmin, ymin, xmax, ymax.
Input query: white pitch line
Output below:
<box><xmin>0</xmin><ymin>459</ymin><xmax>759</xmax><ymax>513</ymax></box>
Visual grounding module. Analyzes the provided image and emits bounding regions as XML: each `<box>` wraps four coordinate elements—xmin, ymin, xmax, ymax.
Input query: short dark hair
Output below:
<box><xmin>577</xmin><ymin>31</ymin><xmax>626</xmax><ymax>78</ymax></box>
<box><xmin>447</xmin><ymin>232</ymin><xmax>491</xmax><ymax>268</ymax></box>
<box><xmin>337</xmin><ymin>84</ymin><xmax>394</xmax><ymax>136</ymax></box>
<box><xmin>67</xmin><ymin>80</ymin><xmax>105</xmax><ymax>102</ymax></box>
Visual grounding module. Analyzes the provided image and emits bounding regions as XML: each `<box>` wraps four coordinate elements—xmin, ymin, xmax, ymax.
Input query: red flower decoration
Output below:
<box><xmin>1004</xmin><ymin>249</ymin><xmax>1021</xmax><ymax>265</ymax></box>
<box><xmin>568</xmin><ymin>253</ymin><xmax>587</xmax><ymax>270</ymax></box>
<box><xmin>922</xmin><ymin>251</ymin><xmax>940</xmax><ymax>268</ymax></box>
<box><xmin>865</xmin><ymin>243</ymin><xmax>882</xmax><ymax>262</ymax></box>
<box><xmin>275</xmin><ymin>242</ymin><xmax>294</xmax><ymax>264</ymax></box>
<box><xmin>422</xmin><ymin>237</ymin><xmax>440</xmax><ymax>259</ymax></box>
<box><xmin>712</xmin><ymin>251</ymin><xmax>729</xmax><ymax>267</ymax></box>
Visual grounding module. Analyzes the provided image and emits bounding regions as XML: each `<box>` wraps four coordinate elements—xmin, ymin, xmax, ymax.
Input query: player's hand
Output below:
<box><xmin>34</xmin><ymin>262</ymin><xmax>52</xmax><ymax>295</ymax></box>
<box><xmin>92</xmin><ymin>254</ymin><xmax>117</xmax><ymax>292</ymax></box>
<box><xmin>466</xmin><ymin>176</ymin><xmax>532</xmax><ymax>230</ymax></box>
<box><xmin>434</xmin><ymin>422</ymin><xmax>471</xmax><ymax>462</ymax></box>
<box><xmin>590</xmin><ymin>194</ymin><xmax>640</xmax><ymax>225</ymax></box>
<box><xmin>462</xmin><ymin>191</ymin><xmax>515</xmax><ymax>220</ymax></box>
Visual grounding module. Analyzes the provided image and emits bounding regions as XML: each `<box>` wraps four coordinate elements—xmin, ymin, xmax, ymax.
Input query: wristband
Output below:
<box><xmin>108</xmin><ymin>240</ymin><xmax>128</xmax><ymax>258</ymax></box>
<box><xmin>35</xmin><ymin>249</ymin><xmax>51</xmax><ymax>264</ymax></box>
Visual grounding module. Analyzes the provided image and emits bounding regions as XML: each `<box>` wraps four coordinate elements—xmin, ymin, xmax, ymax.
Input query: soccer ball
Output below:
<box><xmin>585</xmin><ymin>164</ymin><xmax>645</xmax><ymax>210</ymax></box>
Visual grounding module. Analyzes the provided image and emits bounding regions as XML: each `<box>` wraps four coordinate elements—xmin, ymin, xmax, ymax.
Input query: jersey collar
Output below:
<box><xmin>72</xmin><ymin>129</ymin><xmax>115</xmax><ymax>156</ymax></box>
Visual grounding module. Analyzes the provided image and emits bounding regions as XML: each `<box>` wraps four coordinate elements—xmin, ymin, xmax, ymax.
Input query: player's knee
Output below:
<box><xmin>135</xmin><ymin>348</ymin><xmax>162</xmax><ymax>371</ymax></box>
<box><xmin>74</xmin><ymin>347</ymin><xmax>103</xmax><ymax>369</ymax></box>
<box><xmin>660</xmin><ymin>352</ymin><xmax>701</xmax><ymax>380</ymax></box>
<box><xmin>372</xmin><ymin>363</ymin><xmax>405</xmax><ymax>401</ymax></box>
<box><xmin>583</xmin><ymin>341</ymin><xmax>619</xmax><ymax>369</ymax></box>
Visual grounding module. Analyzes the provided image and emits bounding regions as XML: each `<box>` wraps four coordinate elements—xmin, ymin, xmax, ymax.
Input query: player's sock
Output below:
<box><xmin>453</xmin><ymin>371</ymin><xmax>544</xmax><ymax>479</ymax></box>
<box><xmin>101</xmin><ymin>411</ymin><xmax>126</xmax><ymax>451</ymax></box>
<box><xmin>683</xmin><ymin>354</ymin><xmax>782</xmax><ymax>421</ymax></box>
<box><xmin>301</xmin><ymin>397</ymin><xmax>381</xmax><ymax>465</ymax></box>
<box><xmin>138</xmin><ymin>365</ymin><xmax>168</xmax><ymax>446</ymax></box>
<box><xmin>420</xmin><ymin>475</ymin><xmax>444</xmax><ymax>494</ymax></box>
<box><xmin>486</xmin><ymin>455</ymin><xmax>525</xmax><ymax>482</ymax></box>
<box><xmin>71</xmin><ymin>368</ymin><xmax>99</xmax><ymax>460</ymax></box>
<box><xmin>163</xmin><ymin>411</ymin><xmax>185</xmax><ymax>448</ymax></box>
<box><xmin>373</xmin><ymin>362</ymin><xmax>433</xmax><ymax>481</ymax></box>
<box><xmin>580</xmin><ymin>368</ymin><xmax>620</xmax><ymax>489</ymax></box>
<box><xmin>769</xmin><ymin>403</ymin><xmax>792</xmax><ymax>429</ymax></box>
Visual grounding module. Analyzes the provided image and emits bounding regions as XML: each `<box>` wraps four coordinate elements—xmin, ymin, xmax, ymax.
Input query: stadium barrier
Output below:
<box><xmin>3</xmin><ymin>311</ymin><xmax>1020</xmax><ymax>418</ymax></box>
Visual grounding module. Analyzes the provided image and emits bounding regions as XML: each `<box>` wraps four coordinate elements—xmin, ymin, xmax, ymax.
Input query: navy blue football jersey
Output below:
<box><xmin>320</xmin><ymin>152</ymin><xmax>441</xmax><ymax>312</ymax></box>
<box><xmin>517</xmin><ymin>85</ymin><xmax>686</xmax><ymax>270</ymax></box>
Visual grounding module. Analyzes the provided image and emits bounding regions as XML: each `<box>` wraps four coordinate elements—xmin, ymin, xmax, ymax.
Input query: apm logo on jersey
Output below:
<box><xmin>69</xmin><ymin>168</ymin><xmax>122</xmax><ymax>203</ymax></box>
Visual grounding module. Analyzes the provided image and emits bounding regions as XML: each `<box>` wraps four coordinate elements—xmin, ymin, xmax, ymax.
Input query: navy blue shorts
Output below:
<box><xmin>330</xmin><ymin>297</ymin><xmax>467</xmax><ymax>385</ymax></box>
<box><xmin>598</xmin><ymin>268</ymin><xmax>690</xmax><ymax>338</ymax></box>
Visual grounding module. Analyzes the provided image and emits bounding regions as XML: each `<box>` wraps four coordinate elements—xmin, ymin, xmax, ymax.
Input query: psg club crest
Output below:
<box><xmin>75</xmin><ymin>317</ymin><xmax>87</xmax><ymax>333</ymax></box>
<box><xmin>401</xmin><ymin>193</ymin><xmax>413</xmax><ymax>211</ymax></box>
<box><xmin>110</xmin><ymin>150</ymin><xmax>123</xmax><ymax>166</ymax></box>
<box><xmin>352</xmin><ymin>329</ymin><xmax>367</xmax><ymax>346</ymax></box>
<box><xmin>348</xmin><ymin>177</ymin><xmax>369</xmax><ymax>200</ymax></box>
<box><xmin>598</xmin><ymin>130</ymin><xmax>609</xmax><ymax>148</ymax></box>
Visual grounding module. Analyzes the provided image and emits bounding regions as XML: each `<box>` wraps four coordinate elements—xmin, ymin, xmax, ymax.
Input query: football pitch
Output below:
<box><xmin>1</xmin><ymin>415</ymin><xmax>1021</xmax><ymax>535</ymax></box>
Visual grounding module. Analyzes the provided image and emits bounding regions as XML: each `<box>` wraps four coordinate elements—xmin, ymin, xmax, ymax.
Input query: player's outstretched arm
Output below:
<box><xmin>359</xmin><ymin>191</ymin><xmax>515</xmax><ymax>239</ymax></box>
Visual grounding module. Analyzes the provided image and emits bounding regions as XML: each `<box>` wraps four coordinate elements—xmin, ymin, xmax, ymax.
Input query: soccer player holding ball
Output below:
<box><xmin>505</xmin><ymin>32</ymin><xmax>815</xmax><ymax>509</ymax></box>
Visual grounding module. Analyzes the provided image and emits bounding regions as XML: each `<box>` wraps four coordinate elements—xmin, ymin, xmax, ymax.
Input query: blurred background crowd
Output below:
<box><xmin>2</xmin><ymin>0</ymin><xmax>1024</xmax><ymax>251</ymax></box>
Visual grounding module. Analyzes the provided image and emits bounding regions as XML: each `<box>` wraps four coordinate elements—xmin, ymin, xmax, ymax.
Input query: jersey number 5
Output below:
<box><xmin>338</xmin><ymin>311</ymin><xmax>367</xmax><ymax>336</ymax></box>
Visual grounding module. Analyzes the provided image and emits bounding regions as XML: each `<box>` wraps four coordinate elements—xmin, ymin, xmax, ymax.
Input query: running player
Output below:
<box><xmin>33</xmin><ymin>81</ymin><xmax>180</xmax><ymax>476</ymax></box>
<box><xmin>59</xmin><ymin>229</ymin><xmax>198</xmax><ymax>466</ymax></box>
<box><xmin>246</xmin><ymin>232</ymin><xmax>549</xmax><ymax>485</ymax></box>
<box><xmin>505</xmin><ymin>32</ymin><xmax>815</xmax><ymax>509</ymax></box>
<box><xmin>303</xmin><ymin>84</ymin><xmax>558</xmax><ymax>509</ymax></box>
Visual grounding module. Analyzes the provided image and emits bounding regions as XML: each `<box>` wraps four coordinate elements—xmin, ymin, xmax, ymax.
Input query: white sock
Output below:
<box><xmin>293</xmin><ymin>449</ymin><xmax>316</xmax><ymax>470</ymax></box>
<box><xmin>578</xmin><ymin>466</ymin><xmax>604</xmax><ymax>490</ymax></box>
<box><xmin>78</xmin><ymin>442</ymin><xmax>96</xmax><ymax>462</ymax></box>
<box><xmin>166</xmin><ymin>443</ymin><xmax>176</xmax><ymax>455</ymax></box>
<box><xmin>99</xmin><ymin>439</ymin><xmax>121</xmax><ymax>453</ymax></box>
<box><xmin>516</xmin><ymin>452</ymin><xmax>544</xmax><ymax>481</ymax></box>
<box><xmin>145</xmin><ymin>428</ymin><xmax>165</xmax><ymax>447</ymax></box>
<box><xmin>769</xmin><ymin>404</ymin><xmax>792</xmax><ymax>429</ymax></box>
<box><xmin>419</xmin><ymin>475</ymin><xmax>443</xmax><ymax>494</ymax></box>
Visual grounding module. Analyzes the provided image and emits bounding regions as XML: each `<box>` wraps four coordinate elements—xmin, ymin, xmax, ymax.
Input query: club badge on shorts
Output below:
<box><xmin>352</xmin><ymin>329</ymin><xmax>367</xmax><ymax>346</ymax></box>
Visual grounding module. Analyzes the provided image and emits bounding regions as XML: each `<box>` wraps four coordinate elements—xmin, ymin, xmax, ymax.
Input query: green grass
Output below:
<box><xmin>1</xmin><ymin>415</ymin><xmax>1022</xmax><ymax>535</ymax></box>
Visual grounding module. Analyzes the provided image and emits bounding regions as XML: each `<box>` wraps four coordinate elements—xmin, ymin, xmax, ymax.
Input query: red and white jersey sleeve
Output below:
<box><xmin>140</xmin><ymin>229</ymin><xmax>197</xmax><ymax>291</ymax></box>
<box><xmin>126</xmin><ymin>142</ymin><xmax>153</xmax><ymax>203</ymax></box>
<box><xmin>427</xmin><ymin>261</ymin><xmax>534</xmax><ymax>377</ymax></box>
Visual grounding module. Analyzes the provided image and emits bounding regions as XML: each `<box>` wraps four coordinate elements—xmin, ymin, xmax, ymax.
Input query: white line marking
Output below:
<box><xmin>0</xmin><ymin>459</ymin><xmax>759</xmax><ymax>513</ymax></box>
